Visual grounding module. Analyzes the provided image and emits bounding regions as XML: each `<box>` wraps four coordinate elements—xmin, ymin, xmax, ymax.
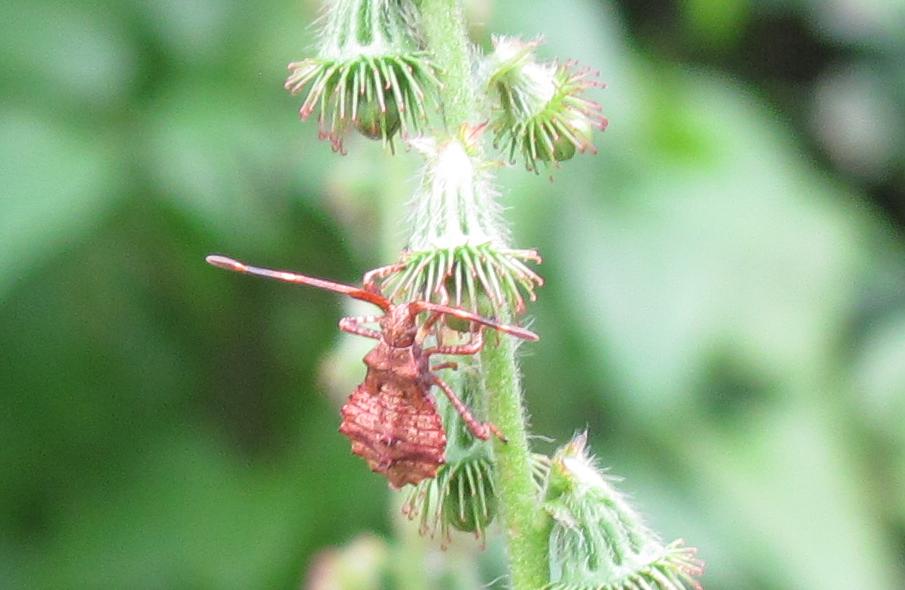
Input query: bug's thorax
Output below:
<box><xmin>363</xmin><ymin>340</ymin><xmax>428</xmax><ymax>387</ymax></box>
<box><xmin>378</xmin><ymin>303</ymin><xmax>419</xmax><ymax>348</ymax></box>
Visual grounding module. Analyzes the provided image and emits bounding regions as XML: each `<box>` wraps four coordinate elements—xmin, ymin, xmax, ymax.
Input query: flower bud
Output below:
<box><xmin>380</xmin><ymin>128</ymin><xmax>543</xmax><ymax>315</ymax></box>
<box><xmin>354</xmin><ymin>93</ymin><xmax>402</xmax><ymax>141</ymax></box>
<box><xmin>285</xmin><ymin>0</ymin><xmax>439</xmax><ymax>152</ymax></box>
<box><xmin>483</xmin><ymin>36</ymin><xmax>607</xmax><ymax>173</ymax></box>
<box><xmin>401</xmin><ymin>365</ymin><xmax>498</xmax><ymax>546</ymax></box>
<box><xmin>443</xmin><ymin>457</ymin><xmax>498</xmax><ymax>534</ymax></box>
<box><xmin>544</xmin><ymin>434</ymin><xmax>703</xmax><ymax>590</ymax></box>
<box><xmin>402</xmin><ymin>453</ymin><xmax>498</xmax><ymax>547</ymax></box>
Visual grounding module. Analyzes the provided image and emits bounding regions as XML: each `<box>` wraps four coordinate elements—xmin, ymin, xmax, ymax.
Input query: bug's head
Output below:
<box><xmin>380</xmin><ymin>304</ymin><xmax>419</xmax><ymax>347</ymax></box>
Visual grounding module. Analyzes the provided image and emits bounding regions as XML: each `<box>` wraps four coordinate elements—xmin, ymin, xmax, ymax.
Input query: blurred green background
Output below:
<box><xmin>2</xmin><ymin>0</ymin><xmax>904</xmax><ymax>588</ymax></box>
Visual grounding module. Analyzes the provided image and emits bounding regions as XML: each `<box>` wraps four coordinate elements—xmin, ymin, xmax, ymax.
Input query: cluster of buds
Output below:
<box><xmin>483</xmin><ymin>36</ymin><xmax>608</xmax><ymax>173</ymax></box>
<box><xmin>544</xmin><ymin>434</ymin><xmax>703</xmax><ymax>590</ymax></box>
<box><xmin>286</xmin><ymin>3</ymin><xmax>699</xmax><ymax>587</ymax></box>
<box><xmin>286</xmin><ymin>6</ymin><xmax>607</xmax><ymax>168</ymax></box>
<box><xmin>285</xmin><ymin>0</ymin><xmax>439</xmax><ymax>152</ymax></box>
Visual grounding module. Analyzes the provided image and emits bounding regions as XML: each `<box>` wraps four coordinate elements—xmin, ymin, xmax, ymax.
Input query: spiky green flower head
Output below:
<box><xmin>402</xmin><ymin>366</ymin><xmax>551</xmax><ymax>546</ymax></box>
<box><xmin>382</xmin><ymin>124</ymin><xmax>543</xmax><ymax>316</ymax></box>
<box><xmin>402</xmin><ymin>453</ymin><xmax>497</xmax><ymax>547</ymax></box>
<box><xmin>483</xmin><ymin>36</ymin><xmax>607</xmax><ymax>173</ymax></box>
<box><xmin>401</xmin><ymin>365</ymin><xmax>497</xmax><ymax>546</ymax></box>
<box><xmin>285</xmin><ymin>0</ymin><xmax>440</xmax><ymax>153</ymax></box>
<box><xmin>402</xmin><ymin>448</ymin><xmax>553</xmax><ymax>546</ymax></box>
<box><xmin>544</xmin><ymin>434</ymin><xmax>703</xmax><ymax>590</ymax></box>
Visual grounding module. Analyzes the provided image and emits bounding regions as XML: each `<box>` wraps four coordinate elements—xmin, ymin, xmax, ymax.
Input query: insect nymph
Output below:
<box><xmin>206</xmin><ymin>255</ymin><xmax>538</xmax><ymax>487</ymax></box>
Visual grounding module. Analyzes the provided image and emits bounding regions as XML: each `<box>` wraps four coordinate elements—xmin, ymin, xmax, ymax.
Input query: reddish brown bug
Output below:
<box><xmin>206</xmin><ymin>255</ymin><xmax>538</xmax><ymax>488</ymax></box>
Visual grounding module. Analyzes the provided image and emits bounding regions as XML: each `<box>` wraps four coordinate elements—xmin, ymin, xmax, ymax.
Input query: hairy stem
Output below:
<box><xmin>420</xmin><ymin>3</ymin><xmax>550</xmax><ymax>588</ymax></box>
<box><xmin>420</xmin><ymin>0</ymin><xmax>476</xmax><ymax>128</ymax></box>
<box><xmin>482</xmin><ymin>329</ymin><xmax>550</xmax><ymax>590</ymax></box>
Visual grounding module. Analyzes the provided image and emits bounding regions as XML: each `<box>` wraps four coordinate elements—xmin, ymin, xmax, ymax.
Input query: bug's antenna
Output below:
<box><xmin>411</xmin><ymin>301</ymin><xmax>539</xmax><ymax>341</ymax></box>
<box><xmin>206</xmin><ymin>255</ymin><xmax>392</xmax><ymax>311</ymax></box>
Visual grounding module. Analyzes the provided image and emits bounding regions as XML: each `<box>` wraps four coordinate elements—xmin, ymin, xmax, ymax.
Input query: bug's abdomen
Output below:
<box><xmin>339</xmin><ymin>380</ymin><xmax>446</xmax><ymax>488</ymax></box>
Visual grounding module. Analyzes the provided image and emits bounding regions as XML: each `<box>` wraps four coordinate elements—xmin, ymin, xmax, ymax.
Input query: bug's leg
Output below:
<box><xmin>410</xmin><ymin>301</ymin><xmax>539</xmax><ymax>341</ymax></box>
<box><xmin>431</xmin><ymin>361</ymin><xmax>458</xmax><ymax>372</ymax></box>
<box><xmin>414</xmin><ymin>280</ymin><xmax>455</xmax><ymax>340</ymax></box>
<box><xmin>362</xmin><ymin>263</ymin><xmax>406</xmax><ymax>294</ymax></box>
<box><xmin>417</xmin><ymin>311</ymin><xmax>445</xmax><ymax>340</ymax></box>
<box><xmin>436</xmin><ymin>281</ymin><xmax>451</xmax><ymax>305</ymax></box>
<box><xmin>338</xmin><ymin>315</ymin><xmax>382</xmax><ymax>339</ymax></box>
<box><xmin>424</xmin><ymin>330</ymin><xmax>484</xmax><ymax>357</ymax></box>
<box><xmin>432</xmin><ymin>375</ymin><xmax>507</xmax><ymax>443</ymax></box>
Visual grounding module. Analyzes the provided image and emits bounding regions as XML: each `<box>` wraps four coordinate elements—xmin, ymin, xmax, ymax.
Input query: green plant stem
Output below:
<box><xmin>420</xmin><ymin>3</ymin><xmax>550</xmax><ymax>588</ymax></box>
<box><xmin>419</xmin><ymin>0</ymin><xmax>475</xmax><ymax>128</ymax></box>
<box><xmin>482</xmin><ymin>328</ymin><xmax>550</xmax><ymax>590</ymax></box>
